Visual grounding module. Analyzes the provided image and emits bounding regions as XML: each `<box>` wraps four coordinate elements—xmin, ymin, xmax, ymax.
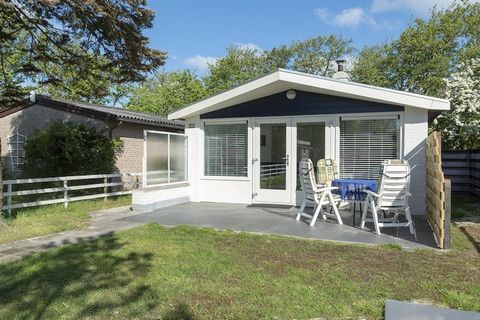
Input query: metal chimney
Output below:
<box><xmin>336</xmin><ymin>58</ymin><xmax>346</xmax><ymax>72</ymax></box>
<box><xmin>332</xmin><ymin>57</ymin><xmax>349</xmax><ymax>81</ymax></box>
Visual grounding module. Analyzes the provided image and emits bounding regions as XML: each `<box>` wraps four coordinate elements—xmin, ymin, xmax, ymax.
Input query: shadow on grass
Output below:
<box><xmin>0</xmin><ymin>233</ymin><xmax>156</xmax><ymax>319</ymax></box>
<box><xmin>459</xmin><ymin>226</ymin><xmax>480</xmax><ymax>254</ymax></box>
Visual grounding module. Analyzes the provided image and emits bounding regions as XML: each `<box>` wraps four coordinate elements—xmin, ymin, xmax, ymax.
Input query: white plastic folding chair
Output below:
<box><xmin>360</xmin><ymin>159</ymin><xmax>415</xmax><ymax>236</ymax></box>
<box><xmin>296</xmin><ymin>158</ymin><xmax>343</xmax><ymax>226</ymax></box>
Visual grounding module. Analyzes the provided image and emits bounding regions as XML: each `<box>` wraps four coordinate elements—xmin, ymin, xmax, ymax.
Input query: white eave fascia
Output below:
<box><xmin>168</xmin><ymin>69</ymin><xmax>450</xmax><ymax>120</ymax></box>
<box><xmin>278</xmin><ymin>70</ymin><xmax>450</xmax><ymax>111</ymax></box>
<box><xmin>168</xmin><ymin>72</ymin><xmax>281</xmax><ymax>120</ymax></box>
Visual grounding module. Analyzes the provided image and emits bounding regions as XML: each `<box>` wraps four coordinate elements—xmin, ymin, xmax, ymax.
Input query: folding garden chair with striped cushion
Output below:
<box><xmin>296</xmin><ymin>158</ymin><xmax>343</xmax><ymax>226</ymax></box>
<box><xmin>360</xmin><ymin>159</ymin><xmax>415</xmax><ymax>236</ymax></box>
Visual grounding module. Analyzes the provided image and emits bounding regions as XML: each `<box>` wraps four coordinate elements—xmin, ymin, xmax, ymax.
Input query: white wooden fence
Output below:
<box><xmin>260</xmin><ymin>164</ymin><xmax>287</xmax><ymax>178</ymax></box>
<box><xmin>2</xmin><ymin>173</ymin><xmax>141</xmax><ymax>215</ymax></box>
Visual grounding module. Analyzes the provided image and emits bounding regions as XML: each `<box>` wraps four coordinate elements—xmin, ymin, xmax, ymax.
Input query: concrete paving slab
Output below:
<box><xmin>122</xmin><ymin>202</ymin><xmax>437</xmax><ymax>249</ymax></box>
<box><xmin>385</xmin><ymin>300</ymin><xmax>480</xmax><ymax>320</ymax></box>
<box><xmin>0</xmin><ymin>201</ymin><xmax>438</xmax><ymax>264</ymax></box>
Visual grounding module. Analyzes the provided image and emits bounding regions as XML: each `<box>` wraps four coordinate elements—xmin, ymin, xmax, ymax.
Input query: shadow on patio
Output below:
<box><xmin>123</xmin><ymin>202</ymin><xmax>438</xmax><ymax>249</ymax></box>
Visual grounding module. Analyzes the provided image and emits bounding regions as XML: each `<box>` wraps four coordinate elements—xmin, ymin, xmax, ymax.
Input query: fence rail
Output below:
<box><xmin>2</xmin><ymin>173</ymin><xmax>141</xmax><ymax>214</ymax></box>
<box><xmin>260</xmin><ymin>164</ymin><xmax>287</xmax><ymax>178</ymax></box>
<box><xmin>442</xmin><ymin>150</ymin><xmax>480</xmax><ymax>197</ymax></box>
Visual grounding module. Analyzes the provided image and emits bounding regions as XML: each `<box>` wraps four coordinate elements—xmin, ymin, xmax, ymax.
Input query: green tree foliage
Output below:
<box><xmin>289</xmin><ymin>35</ymin><xmax>354</xmax><ymax>76</ymax></box>
<box><xmin>351</xmin><ymin>1</ymin><xmax>480</xmax><ymax>97</ymax></box>
<box><xmin>205</xmin><ymin>35</ymin><xmax>353</xmax><ymax>95</ymax></box>
<box><xmin>36</xmin><ymin>48</ymin><xmax>134</xmax><ymax>106</ymax></box>
<box><xmin>127</xmin><ymin>70</ymin><xmax>207</xmax><ymax>116</ymax></box>
<box><xmin>23</xmin><ymin>122</ymin><xmax>122</xmax><ymax>178</ymax></box>
<box><xmin>432</xmin><ymin>59</ymin><xmax>480</xmax><ymax>150</ymax></box>
<box><xmin>0</xmin><ymin>31</ymin><xmax>33</xmax><ymax>105</ymax></box>
<box><xmin>127</xmin><ymin>35</ymin><xmax>354</xmax><ymax>115</ymax></box>
<box><xmin>204</xmin><ymin>46</ymin><xmax>269</xmax><ymax>94</ymax></box>
<box><xmin>0</xmin><ymin>0</ymin><xmax>166</xmax><ymax>105</ymax></box>
<box><xmin>350</xmin><ymin>45</ymin><xmax>393</xmax><ymax>88</ymax></box>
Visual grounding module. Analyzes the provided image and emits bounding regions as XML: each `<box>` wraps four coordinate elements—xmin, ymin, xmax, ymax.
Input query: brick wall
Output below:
<box><xmin>0</xmin><ymin>103</ymin><xmax>184</xmax><ymax>176</ymax></box>
<box><xmin>0</xmin><ymin>104</ymin><xmax>104</xmax><ymax>175</ymax></box>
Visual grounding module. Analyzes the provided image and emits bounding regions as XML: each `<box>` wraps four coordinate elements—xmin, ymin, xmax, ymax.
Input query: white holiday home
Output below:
<box><xmin>134</xmin><ymin>68</ymin><xmax>450</xmax><ymax>215</ymax></box>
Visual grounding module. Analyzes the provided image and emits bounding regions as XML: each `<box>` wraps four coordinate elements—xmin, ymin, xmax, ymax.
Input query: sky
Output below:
<box><xmin>145</xmin><ymin>0</ymin><xmax>462</xmax><ymax>74</ymax></box>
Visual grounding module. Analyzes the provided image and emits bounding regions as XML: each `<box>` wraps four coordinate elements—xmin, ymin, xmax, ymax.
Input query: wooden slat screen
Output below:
<box><xmin>426</xmin><ymin>131</ymin><xmax>451</xmax><ymax>249</ymax></box>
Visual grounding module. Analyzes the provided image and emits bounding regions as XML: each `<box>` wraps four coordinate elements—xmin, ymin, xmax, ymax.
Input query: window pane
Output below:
<box><xmin>340</xmin><ymin>118</ymin><xmax>399</xmax><ymax>179</ymax></box>
<box><xmin>170</xmin><ymin>135</ymin><xmax>187</xmax><ymax>182</ymax></box>
<box><xmin>204</xmin><ymin>123</ymin><xmax>248</xmax><ymax>177</ymax></box>
<box><xmin>146</xmin><ymin>132</ymin><xmax>168</xmax><ymax>185</ymax></box>
<box><xmin>296</xmin><ymin>122</ymin><xmax>325</xmax><ymax>190</ymax></box>
<box><xmin>260</xmin><ymin>123</ymin><xmax>286</xmax><ymax>190</ymax></box>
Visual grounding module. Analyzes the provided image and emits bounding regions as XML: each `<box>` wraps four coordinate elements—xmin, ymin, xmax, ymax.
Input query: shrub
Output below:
<box><xmin>22</xmin><ymin>121</ymin><xmax>123</xmax><ymax>178</ymax></box>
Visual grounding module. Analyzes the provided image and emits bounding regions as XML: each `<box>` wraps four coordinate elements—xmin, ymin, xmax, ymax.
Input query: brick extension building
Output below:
<box><xmin>0</xmin><ymin>93</ymin><xmax>184</xmax><ymax>176</ymax></box>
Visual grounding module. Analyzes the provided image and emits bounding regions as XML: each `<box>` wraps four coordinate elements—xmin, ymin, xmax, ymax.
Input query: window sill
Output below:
<box><xmin>201</xmin><ymin>176</ymin><xmax>250</xmax><ymax>182</ymax></box>
<box><xmin>142</xmin><ymin>182</ymin><xmax>189</xmax><ymax>191</ymax></box>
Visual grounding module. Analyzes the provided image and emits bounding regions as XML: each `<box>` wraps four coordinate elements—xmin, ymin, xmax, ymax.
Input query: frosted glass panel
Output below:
<box><xmin>146</xmin><ymin>133</ymin><xmax>168</xmax><ymax>186</ymax></box>
<box><xmin>170</xmin><ymin>135</ymin><xmax>187</xmax><ymax>182</ymax></box>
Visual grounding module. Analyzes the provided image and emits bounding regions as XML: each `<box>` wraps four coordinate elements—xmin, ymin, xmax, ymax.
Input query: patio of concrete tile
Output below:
<box><xmin>122</xmin><ymin>202</ymin><xmax>438</xmax><ymax>249</ymax></box>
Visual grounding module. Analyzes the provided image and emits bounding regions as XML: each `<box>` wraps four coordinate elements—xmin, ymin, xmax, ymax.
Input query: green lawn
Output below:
<box><xmin>452</xmin><ymin>195</ymin><xmax>480</xmax><ymax>219</ymax></box>
<box><xmin>0</xmin><ymin>195</ymin><xmax>478</xmax><ymax>319</ymax></box>
<box><xmin>0</xmin><ymin>223</ymin><xmax>478</xmax><ymax>320</ymax></box>
<box><xmin>0</xmin><ymin>196</ymin><xmax>132</xmax><ymax>244</ymax></box>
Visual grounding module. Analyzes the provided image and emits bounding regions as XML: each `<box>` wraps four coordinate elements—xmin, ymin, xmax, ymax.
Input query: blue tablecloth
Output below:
<box><xmin>331</xmin><ymin>179</ymin><xmax>378</xmax><ymax>201</ymax></box>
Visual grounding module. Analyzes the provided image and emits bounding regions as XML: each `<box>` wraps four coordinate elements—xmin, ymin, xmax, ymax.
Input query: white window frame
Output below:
<box><xmin>143</xmin><ymin>130</ymin><xmax>188</xmax><ymax>188</ymax></box>
<box><xmin>335</xmin><ymin>112</ymin><xmax>404</xmax><ymax>179</ymax></box>
<box><xmin>200</xmin><ymin>118</ymin><xmax>251</xmax><ymax>181</ymax></box>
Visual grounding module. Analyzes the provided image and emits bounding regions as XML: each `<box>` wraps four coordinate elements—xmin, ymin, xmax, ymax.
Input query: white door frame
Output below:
<box><xmin>253</xmin><ymin>118</ymin><xmax>293</xmax><ymax>204</ymax></box>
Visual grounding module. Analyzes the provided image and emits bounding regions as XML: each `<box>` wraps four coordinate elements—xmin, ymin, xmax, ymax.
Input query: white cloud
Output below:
<box><xmin>235</xmin><ymin>42</ymin><xmax>263</xmax><ymax>53</ymax></box>
<box><xmin>334</xmin><ymin>8</ymin><xmax>370</xmax><ymax>27</ymax></box>
<box><xmin>184</xmin><ymin>55</ymin><xmax>218</xmax><ymax>70</ymax></box>
<box><xmin>370</xmin><ymin>0</ymin><xmax>475</xmax><ymax>14</ymax></box>
<box><xmin>313</xmin><ymin>8</ymin><xmax>331</xmax><ymax>23</ymax></box>
<box><xmin>314</xmin><ymin>7</ymin><xmax>382</xmax><ymax>29</ymax></box>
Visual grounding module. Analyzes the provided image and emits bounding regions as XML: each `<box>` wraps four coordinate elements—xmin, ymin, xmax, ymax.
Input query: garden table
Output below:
<box><xmin>331</xmin><ymin>179</ymin><xmax>378</xmax><ymax>226</ymax></box>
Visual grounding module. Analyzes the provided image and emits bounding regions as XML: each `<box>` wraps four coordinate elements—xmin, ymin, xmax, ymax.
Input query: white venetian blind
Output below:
<box><xmin>204</xmin><ymin>123</ymin><xmax>248</xmax><ymax>176</ymax></box>
<box><xmin>340</xmin><ymin>118</ymin><xmax>399</xmax><ymax>179</ymax></box>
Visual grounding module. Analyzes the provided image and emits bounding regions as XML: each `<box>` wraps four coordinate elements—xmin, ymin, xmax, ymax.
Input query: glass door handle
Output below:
<box><xmin>282</xmin><ymin>155</ymin><xmax>289</xmax><ymax>166</ymax></box>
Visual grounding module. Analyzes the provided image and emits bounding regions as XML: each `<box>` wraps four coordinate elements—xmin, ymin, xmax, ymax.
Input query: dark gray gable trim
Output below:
<box><xmin>200</xmin><ymin>90</ymin><xmax>404</xmax><ymax>119</ymax></box>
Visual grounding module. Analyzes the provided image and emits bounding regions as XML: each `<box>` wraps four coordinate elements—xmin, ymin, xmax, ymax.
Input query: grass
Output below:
<box><xmin>0</xmin><ymin>195</ymin><xmax>131</xmax><ymax>244</ymax></box>
<box><xmin>451</xmin><ymin>195</ymin><xmax>480</xmax><ymax>219</ymax></box>
<box><xmin>0</xmin><ymin>223</ymin><xmax>478</xmax><ymax>320</ymax></box>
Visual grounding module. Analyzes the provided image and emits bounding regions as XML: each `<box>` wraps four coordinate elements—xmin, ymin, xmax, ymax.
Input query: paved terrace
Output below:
<box><xmin>0</xmin><ymin>202</ymin><xmax>437</xmax><ymax>262</ymax></box>
<box><xmin>123</xmin><ymin>202</ymin><xmax>437</xmax><ymax>249</ymax></box>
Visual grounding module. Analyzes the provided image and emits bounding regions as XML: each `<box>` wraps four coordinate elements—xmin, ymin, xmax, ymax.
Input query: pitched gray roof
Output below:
<box><xmin>34</xmin><ymin>94</ymin><xmax>184</xmax><ymax>128</ymax></box>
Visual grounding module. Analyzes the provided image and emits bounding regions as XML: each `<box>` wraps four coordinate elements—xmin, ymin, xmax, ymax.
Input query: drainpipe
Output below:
<box><xmin>108</xmin><ymin>119</ymin><xmax>122</xmax><ymax>139</ymax></box>
<box><xmin>107</xmin><ymin>119</ymin><xmax>122</xmax><ymax>194</ymax></box>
